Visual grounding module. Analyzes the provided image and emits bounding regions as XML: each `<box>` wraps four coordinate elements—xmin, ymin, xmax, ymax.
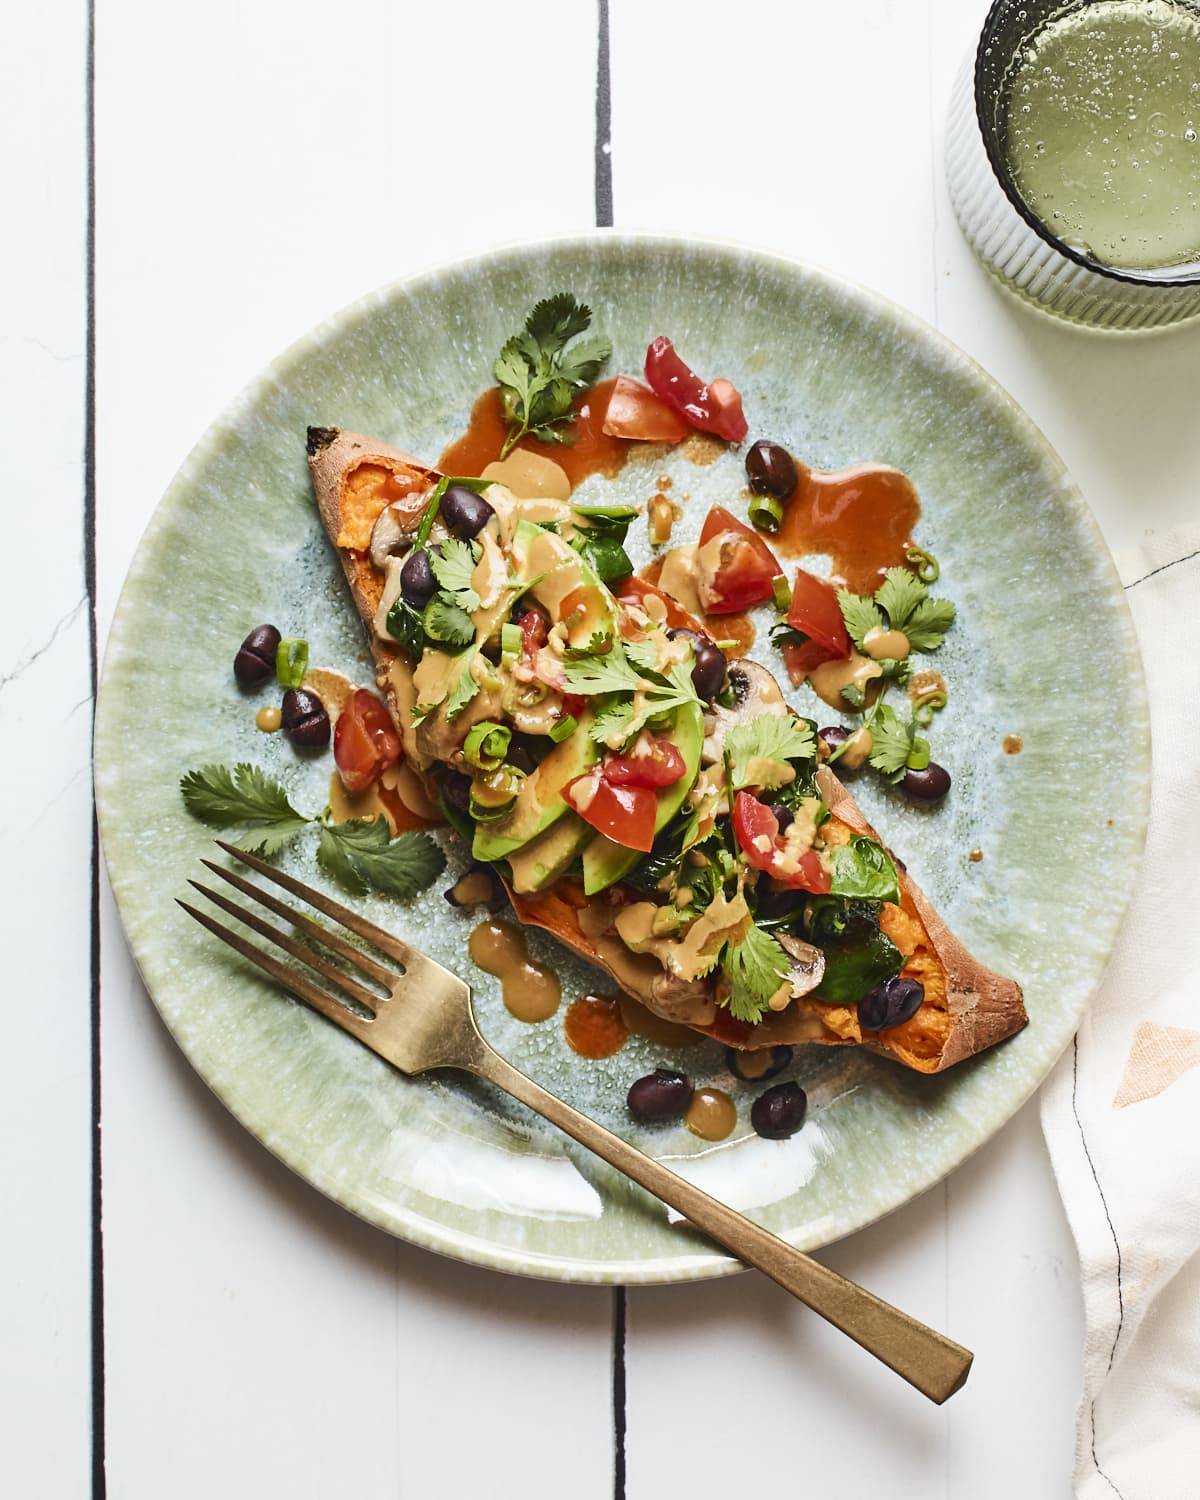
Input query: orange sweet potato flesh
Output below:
<box><xmin>309</xmin><ymin>426</ymin><xmax>1027</xmax><ymax>1074</ymax></box>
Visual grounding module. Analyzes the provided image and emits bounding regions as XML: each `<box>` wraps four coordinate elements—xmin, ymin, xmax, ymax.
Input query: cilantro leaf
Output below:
<box><xmin>444</xmin><ymin>650</ymin><xmax>482</xmax><ymax>720</ymax></box>
<box><xmin>180</xmin><ymin>764</ymin><xmax>310</xmax><ymax>856</ymax></box>
<box><xmin>874</xmin><ymin>567</ymin><xmax>927</xmax><ymax>632</ymax></box>
<box><xmin>726</xmin><ymin>713</ymin><xmax>816</xmax><ymax>791</ymax></box>
<box><xmin>316</xmin><ymin>819</ymin><xmax>445</xmax><ymax>899</ymax></box>
<box><xmin>494</xmin><ymin>294</ymin><xmax>612</xmax><ymax>457</ymax></box>
<box><xmin>866</xmin><ymin>703</ymin><xmax>915</xmax><ymax>778</ymax></box>
<box><xmin>555</xmin><ymin>335</ymin><xmax>614</xmax><ymax>390</ymax></box>
<box><xmin>524</xmin><ymin>292</ymin><xmax>592</xmax><ymax>351</ymax></box>
<box><xmin>430</xmin><ymin>538</ymin><xmax>481</xmax><ymax>611</ymax></box>
<box><xmin>563</xmin><ymin>649</ymin><xmax>644</xmax><ymax>695</ymax></box>
<box><xmin>722</xmin><ymin>924</ymin><xmax>790</xmax><ymax>1025</ymax></box>
<box><xmin>422</xmin><ymin>597</ymin><xmax>476</xmax><ymax>648</ymax></box>
<box><xmin>837</xmin><ymin>589</ymin><xmax>884</xmax><ymax>650</ymax></box>
<box><xmin>623</xmin><ymin>638</ymin><xmax>662</xmax><ymax>675</ymax></box>
<box><xmin>902</xmin><ymin>596</ymin><xmax>956</xmax><ymax>651</ymax></box>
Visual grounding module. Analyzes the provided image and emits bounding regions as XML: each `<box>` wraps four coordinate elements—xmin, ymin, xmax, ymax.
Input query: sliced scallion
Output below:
<box><xmin>905</xmin><ymin>545</ymin><xmax>940</xmax><ymax>584</ymax></box>
<box><xmin>771</xmin><ymin>574</ymin><xmax>793</xmax><ymax>612</ymax></box>
<box><xmin>275</xmin><ymin>637</ymin><xmax>309</xmax><ymax>688</ymax></box>
<box><xmin>748</xmin><ymin>493</ymin><xmax>784</xmax><ymax>533</ymax></box>
<box><xmin>464</xmin><ymin>720</ymin><xmax>512</xmax><ymax>771</ymax></box>
<box><xmin>549</xmin><ymin>714</ymin><xmax>577</xmax><ymax>743</ymax></box>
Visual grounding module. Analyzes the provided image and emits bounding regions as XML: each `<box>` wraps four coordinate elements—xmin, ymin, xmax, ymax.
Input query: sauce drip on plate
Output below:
<box><xmin>439</xmin><ymin>380</ymin><xmax>630</xmax><ymax>489</ymax></box>
<box><xmin>685</xmin><ymin>1087</ymin><xmax>737</xmax><ymax>1141</ymax></box>
<box><xmin>564</xmin><ymin>993</ymin><xmax>629</xmax><ymax>1058</ymax></box>
<box><xmin>774</xmin><ymin>461</ymin><xmax>921</xmax><ymax>594</ymax></box>
<box><xmin>468</xmin><ymin>919</ymin><xmax>561</xmax><ymax>1022</ymax></box>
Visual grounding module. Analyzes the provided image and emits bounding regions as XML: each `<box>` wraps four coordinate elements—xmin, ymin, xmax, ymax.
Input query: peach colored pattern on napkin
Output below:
<box><xmin>1113</xmin><ymin>1023</ymin><xmax>1200</xmax><ymax>1110</ymax></box>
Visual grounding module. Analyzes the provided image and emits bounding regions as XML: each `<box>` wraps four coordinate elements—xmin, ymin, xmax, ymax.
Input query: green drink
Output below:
<box><xmin>1001</xmin><ymin>0</ymin><xmax>1200</xmax><ymax>272</ymax></box>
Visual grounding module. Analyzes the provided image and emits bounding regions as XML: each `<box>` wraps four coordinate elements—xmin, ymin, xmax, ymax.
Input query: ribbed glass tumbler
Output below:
<box><xmin>946</xmin><ymin>0</ymin><xmax>1200</xmax><ymax>332</ymax></box>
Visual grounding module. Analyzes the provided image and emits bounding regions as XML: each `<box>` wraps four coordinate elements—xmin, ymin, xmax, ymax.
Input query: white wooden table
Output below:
<box><xmin>6</xmin><ymin>1</ymin><xmax>1197</xmax><ymax>1494</ymax></box>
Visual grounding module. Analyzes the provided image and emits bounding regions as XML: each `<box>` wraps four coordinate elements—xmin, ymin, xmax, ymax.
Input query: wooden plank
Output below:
<box><xmin>0</xmin><ymin>0</ymin><xmax>93</xmax><ymax>1493</ymax></box>
<box><xmin>95</xmin><ymin>2</ymin><xmax>615</xmax><ymax>1494</ymax></box>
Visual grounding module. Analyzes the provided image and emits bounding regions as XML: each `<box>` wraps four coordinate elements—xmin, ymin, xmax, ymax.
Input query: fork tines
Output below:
<box><xmin>176</xmin><ymin>841</ymin><xmax>411</xmax><ymax>1036</ymax></box>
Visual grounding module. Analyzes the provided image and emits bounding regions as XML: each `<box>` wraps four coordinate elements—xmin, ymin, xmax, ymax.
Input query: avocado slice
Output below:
<box><xmin>505</xmin><ymin>813</ymin><xmax>591</xmax><ymax>894</ymax></box>
<box><xmin>472</xmin><ymin>713</ymin><xmax>600</xmax><ymax>863</ymax></box>
<box><xmin>511</xmin><ymin>519</ymin><xmax>617</xmax><ymax>651</ymax></box>
<box><xmin>580</xmin><ymin>701</ymin><xmax>706</xmax><ymax>895</ymax></box>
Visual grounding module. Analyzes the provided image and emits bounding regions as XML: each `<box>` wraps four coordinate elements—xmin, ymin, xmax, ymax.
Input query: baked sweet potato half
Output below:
<box><xmin>307</xmin><ymin>424</ymin><xmax>1026</xmax><ymax>1073</ymax></box>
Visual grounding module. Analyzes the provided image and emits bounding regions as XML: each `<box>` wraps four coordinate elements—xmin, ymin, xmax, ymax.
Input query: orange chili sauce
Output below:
<box><xmin>563</xmin><ymin>994</ymin><xmax>630</xmax><ymax>1058</ymax></box>
<box><xmin>774</xmin><ymin>462</ymin><xmax>921</xmax><ymax>595</ymax></box>
<box><xmin>438</xmin><ymin>379</ymin><xmax>630</xmax><ymax>487</ymax></box>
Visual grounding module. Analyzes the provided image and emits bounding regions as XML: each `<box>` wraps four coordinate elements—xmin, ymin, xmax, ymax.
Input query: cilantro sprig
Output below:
<box><xmin>807</xmin><ymin>556</ymin><xmax>955</xmax><ymax>787</ymax></box>
<box><xmin>561</xmin><ymin>638</ymin><xmax>702</xmax><ymax>749</ymax></box>
<box><xmin>494</xmin><ymin>294</ymin><xmax>612</xmax><ymax>457</ymax></box>
<box><xmin>726</xmin><ymin>713</ymin><xmax>816</xmax><ymax>791</ymax></box>
<box><xmin>181</xmin><ymin>764</ymin><xmax>311</xmax><ymax>857</ymax></box>
<box><xmin>838</xmin><ymin>567</ymin><xmax>956</xmax><ymax>654</ymax></box>
<box><xmin>722</xmin><ymin>923</ymin><xmax>790</xmax><ymax>1024</ymax></box>
<box><xmin>181</xmin><ymin>763</ymin><xmax>445</xmax><ymax>899</ymax></box>
<box><xmin>430</xmin><ymin>537</ymin><xmax>481</xmax><ymax>612</ymax></box>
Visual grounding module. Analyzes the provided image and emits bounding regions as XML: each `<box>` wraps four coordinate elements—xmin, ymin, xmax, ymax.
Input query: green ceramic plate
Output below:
<box><xmin>95</xmin><ymin>235</ymin><xmax>1148</xmax><ymax>1283</ymax></box>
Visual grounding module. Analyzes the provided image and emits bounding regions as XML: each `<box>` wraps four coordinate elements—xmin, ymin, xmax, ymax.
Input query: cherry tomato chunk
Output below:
<box><xmin>334</xmin><ymin>689</ymin><xmax>403</xmax><ymax>794</ymax></box>
<box><xmin>643</xmin><ymin>337</ymin><xmax>749</xmax><ymax>443</ymax></box>
<box><xmin>786</xmin><ymin>568</ymin><xmax>853</xmax><ymax>662</ymax></box>
<box><xmin>696</xmin><ymin>505</ymin><xmax>783</xmax><ymax>613</ymax></box>
<box><xmin>600</xmin><ymin>376</ymin><xmax>689</xmax><ymax>443</ymax></box>
<box><xmin>732</xmin><ymin>791</ymin><xmax>830</xmax><ymax>893</ymax></box>
<box><xmin>603</xmin><ymin>736</ymin><xmax>686</xmax><ymax>789</ymax></box>
<box><xmin>566</xmin><ymin>774</ymin><xmax>657</xmax><ymax>852</ymax></box>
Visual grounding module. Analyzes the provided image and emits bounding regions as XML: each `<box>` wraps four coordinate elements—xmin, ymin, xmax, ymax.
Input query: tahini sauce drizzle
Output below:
<box><xmin>469</xmin><ymin>919</ymin><xmax>561</xmax><ymax>1023</ymax></box>
<box><xmin>685</xmin><ymin>1088</ymin><xmax>737</xmax><ymax>1142</ymax></box>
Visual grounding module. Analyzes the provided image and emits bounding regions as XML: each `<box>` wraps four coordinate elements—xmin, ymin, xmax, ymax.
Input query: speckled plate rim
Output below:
<box><xmin>95</xmin><ymin>231</ymin><xmax>1150</xmax><ymax>1284</ymax></box>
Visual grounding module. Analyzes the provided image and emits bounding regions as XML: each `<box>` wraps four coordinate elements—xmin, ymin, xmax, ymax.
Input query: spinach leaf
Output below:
<box><xmin>572</xmin><ymin>532</ymin><xmax>633</xmax><ymax>585</ymax></box>
<box><xmin>829</xmin><ymin>837</ymin><xmax>900</xmax><ymax>905</ymax></box>
<box><xmin>811</xmin><ymin>928</ymin><xmax>904</xmax><ymax>1003</ymax></box>
<box><xmin>386</xmin><ymin>599</ymin><xmax>426</xmax><ymax>658</ymax></box>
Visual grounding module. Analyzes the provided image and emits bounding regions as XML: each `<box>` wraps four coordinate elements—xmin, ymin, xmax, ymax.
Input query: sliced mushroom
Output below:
<box><xmin>778</xmin><ymin>932</ymin><xmax>826</xmax><ymax>999</ymax></box>
<box><xmin>369</xmin><ymin>503</ymin><xmax>415</xmax><ymax>571</ymax></box>
<box><xmin>702</xmin><ymin>659</ymin><xmax>787</xmax><ymax>764</ymax></box>
<box><xmin>372</xmin><ymin>554</ymin><xmax>407</xmax><ymax>640</ymax></box>
<box><xmin>649</xmin><ymin>970</ymin><xmax>717</xmax><ymax>1026</ymax></box>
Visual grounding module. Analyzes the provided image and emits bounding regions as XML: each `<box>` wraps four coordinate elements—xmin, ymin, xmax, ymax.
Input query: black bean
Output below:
<box><xmin>858</xmin><ymin>975</ymin><xmax>925</xmax><ymax>1032</ymax></box>
<box><xmin>440</xmin><ymin>485</ymin><xmax>495</xmax><ymax>539</ymax></box>
<box><xmin>726</xmin><ymin>1045</ymin><xmax>793</xmax><ymax>1083</ymax></box>
<box><xmin>745</xmin><ymin>440</ymin><xmax>798</xmax><ymax>500</ymax></box>
<box><xmin>754</xmin><ymin>883</ymin><xmax>806</xmax><ymax>924</ymax></box>
<box><xmin>280</xmin><ymin>687</ymin><xmax>330</xmax><ymax>749</ymax></box>
<box><xmin>441</xmin><ymin>770</ymin><xmax>472</xmax><ymax>814</ymax></box>
<box><xmin>768</xmin><ymin>802</ymin><xmax>794</xmax><ymax>832</ymax></box>
<box><xmin>234</xmin><ymin>624</ymin><xmax>281</xmax><ymax>688</ymax></box>
<box><xmin>668</xmin><ymin>627</ymin><xmax>727</xmax><ymax>703</ymax></box>
<box><xmin>691</xmin><ymin>641</ymin><xmax>728</xmax><ymax>702</ymax></box>
<box><xmin>751</xmin><ymin>1081</ymin><xmax>808</xmax><ymax>1139</ymax></box>
<box><xmin>902</xmin><ymin>762</ymin><xmax>952</xmax><ymax>800</ymax></box>
<box><xmin>627</xmin><ymin>1068</ymin><xmax>693</xmax><ymax>1123</ymax></box>
<box><xmin>400</xmin><ymin>548</ymin><xmax>437</xmax><ymax>608</ymax></box>
<box><xmin>818</xmin><ymin>725</ymin><xmax>849</xmax><ymax>754</ymax></box>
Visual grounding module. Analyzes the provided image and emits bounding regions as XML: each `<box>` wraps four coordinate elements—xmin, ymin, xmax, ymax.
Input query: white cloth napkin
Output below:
<box><xmin>1041</xmin><ymin>525</ymin><xmax>1200</xmax><ymax>1500</ymax></box>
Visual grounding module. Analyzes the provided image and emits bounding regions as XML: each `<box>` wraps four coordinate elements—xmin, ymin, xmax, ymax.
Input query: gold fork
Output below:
<box><xmin>180</xmin><ymin>841</ymin><xmax>972</xmax><ymax>1404</ymax></box>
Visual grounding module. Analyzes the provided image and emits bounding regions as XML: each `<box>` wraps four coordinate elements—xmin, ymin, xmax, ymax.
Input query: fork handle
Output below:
<box><xmin>467</xmin><ymin>1044</ymin><xmax>971</xmax><ymax>1404</ymax></box>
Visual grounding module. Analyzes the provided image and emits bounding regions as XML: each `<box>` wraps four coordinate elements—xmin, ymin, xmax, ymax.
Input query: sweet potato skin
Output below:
<box><xmin>310</xmin><ymin>427</ymin><xmax>1027</xmax><ymax>1074</ymax></box>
